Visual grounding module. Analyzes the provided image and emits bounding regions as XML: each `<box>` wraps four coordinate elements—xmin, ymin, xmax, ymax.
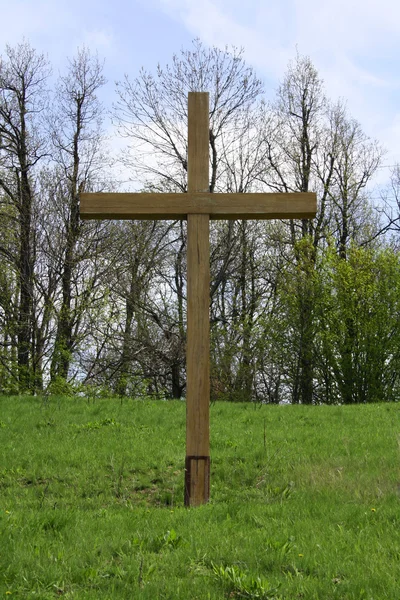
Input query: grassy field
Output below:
<box><xmin>1</xmin><ymin>396</ymin><xmax>399</xmax><ymax>599</ymax></box>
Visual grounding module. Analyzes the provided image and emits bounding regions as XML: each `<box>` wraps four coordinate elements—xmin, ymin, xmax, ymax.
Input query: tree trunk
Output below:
<box><xmin>115</xmin><ymin>283</ymin><xmax>135</xmax><ymax>397</ymax></box>
<box><xmin>17</xmin><ymin>153</ymin><xmax>34</xmax><ymax>392</ymax></box>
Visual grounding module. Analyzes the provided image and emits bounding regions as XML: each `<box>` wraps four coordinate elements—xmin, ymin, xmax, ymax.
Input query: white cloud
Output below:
<box><xmin>0</xmin><ymin>0</ymin><xmax>72</xmax><ymax>45</ymax></box>
<box><xmin>156</xmin><ymin>0</ymin><xmax>400</xmax><ymax>163</ymax></box>
<box><xmin>157</xmin><ymin>0</ymin><xmax>400</xmax><ymax>78</ymax></box>
<box><xmin>158</xmin><ymin>0</ymin><xmax>293</xmax><ymax>78</ymax></box>
<box><xmin>3</xmin><ymin>0</ymin><xmax>400</xmax><ymax>175</ymax></box>
<box><xmin>294</xmin><ymin>0</ymin><xmax>400</xmax><ymax>53</ymax></box>
<box><xmin>0</xmin><ymin>0</ymin><xmax>117</xmax><ymax>68</ymax></box>
<box><xmin>380</xmin><ymin>113</ymin><xmax>400</xmax><ymax>164</ymax></box>
<box><xmin>80</xmin><ymin>29</ymin><xmax>115</xmax><ymax>53</ymax></box>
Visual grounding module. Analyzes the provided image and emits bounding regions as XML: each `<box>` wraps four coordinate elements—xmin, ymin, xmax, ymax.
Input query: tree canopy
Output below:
<box><xmin>0</xmin><ymin>39</ymin><xmax>398</xmax><ymax>404</ymax></box>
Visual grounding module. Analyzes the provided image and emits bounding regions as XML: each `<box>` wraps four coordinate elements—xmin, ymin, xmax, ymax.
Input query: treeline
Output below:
<box><xmin>1</xmin><ymin>39</ymin><xmax>399</xmax><ymax>403</ymax></box>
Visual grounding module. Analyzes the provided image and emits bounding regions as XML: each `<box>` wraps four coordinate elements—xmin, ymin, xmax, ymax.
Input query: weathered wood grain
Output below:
<box><xmin>80</xmin><ymin>191</ymin><xmax>317</xmax><ymax>220</ymax></box>
<box><xmin>185</xmin><ymin>92</ymin><xmax>211</xmax><ymax>506</ymax></box>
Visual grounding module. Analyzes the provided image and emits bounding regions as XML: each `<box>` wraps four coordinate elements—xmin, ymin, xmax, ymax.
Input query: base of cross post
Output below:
<box><xmin>184</xmin><ymin>455</ymin><xmax>210</xmax><ymax>506</ymax></box>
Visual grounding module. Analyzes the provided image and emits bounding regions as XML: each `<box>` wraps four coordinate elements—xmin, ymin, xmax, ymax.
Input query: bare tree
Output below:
<box><xmin>113</xmin><ymin>38</ymin><xmax>263</xmax><ymax>193</ymax></box>
<box><xmin>0</xmin><ymin>41</ymin><xmax>50</xmax><ymax>391</ymax></box>
<box><xmin>259</xmin><ymin>54</ymin><xmax>384</xmax><ymax>404</ymax></box>
<box><xmin>48</xmin><ymin>47</ymin><xmax>110</xmax><ymax>388</ymax></box>
<box><xmin>110</xmin><ymin>40</ymin><xmax>266</xmax><ymax>399</ymax></box>
<box><xmin>325</xmin><ymin>107</ymin><xmax>384</xmax><ymax>258</ymax></box>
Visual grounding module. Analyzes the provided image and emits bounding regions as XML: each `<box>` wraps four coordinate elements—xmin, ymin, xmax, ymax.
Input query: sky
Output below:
<box><xmin>2</xmin><ymin>0</ymin><xmax>400</xmax><ymax>194</ymax></box>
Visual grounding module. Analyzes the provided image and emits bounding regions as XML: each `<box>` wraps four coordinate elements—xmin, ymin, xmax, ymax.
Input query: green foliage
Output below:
<box><xmin>73</xmin><ymin>417</ymin><xmax>121</xmax><ymax>432</ymax></box>
<box><xmin>315</xmin><ymin>244</ymin><xmax>400</xmax><ymax>403</ymax></box>
<box><xmin>1</xmin><ymin>397</ymin><xmax>400</xmax><ymax>598</ymax></box>
<box><xmin>134</xmin><ymin>529</ymin><xmax>184</xmax><ymax>553</ymax></box>
<box><xmin>47</xmin><ymin>375</ymin><xmax>78</xmax><ymax>397</ymax></box>
<box><xmin>211</xmin><ymin>563</ymin><xmax>280</xmax><ymax>598</ymax></box>
<box><xmin>273</xmin><ymin>242</ymin><xmax>400</xmax><ymax>404</ymax></box>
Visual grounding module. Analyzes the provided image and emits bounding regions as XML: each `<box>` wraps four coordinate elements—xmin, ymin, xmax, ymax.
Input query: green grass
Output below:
<box><xmin>1</xmin><ymin>396</ymin><xmax>399</xmax><ymax>599</ymax></box>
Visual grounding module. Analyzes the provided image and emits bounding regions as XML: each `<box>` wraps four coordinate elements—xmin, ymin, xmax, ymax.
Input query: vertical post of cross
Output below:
<box><xmin>184</xmin><ymin>92</ymin><xmax>211</xmax><ymax>506</ymax></box>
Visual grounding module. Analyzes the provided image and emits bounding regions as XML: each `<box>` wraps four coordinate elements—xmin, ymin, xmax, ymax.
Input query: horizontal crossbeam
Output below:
<box><xmin>80</xmin><ymin>192</ymin><xmax>317</xmax><ymax>220</ymax></box>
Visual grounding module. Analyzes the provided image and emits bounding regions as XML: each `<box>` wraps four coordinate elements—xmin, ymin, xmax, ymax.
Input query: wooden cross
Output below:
<box><xmin>80</xmin><ymin>92</ymin><xmax>316</xmax><ymax>506</ymax></box>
